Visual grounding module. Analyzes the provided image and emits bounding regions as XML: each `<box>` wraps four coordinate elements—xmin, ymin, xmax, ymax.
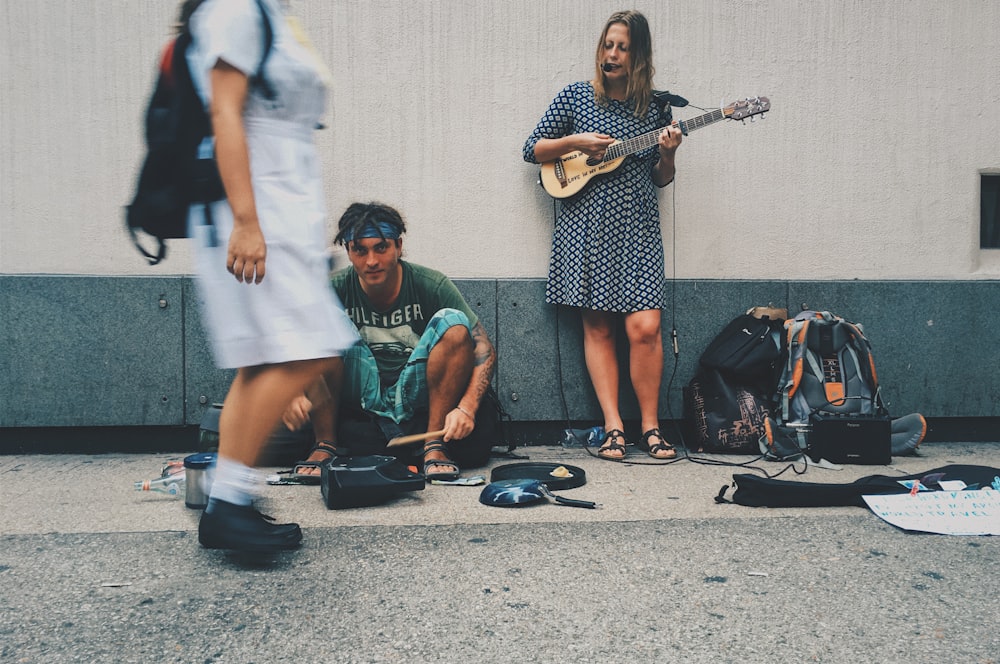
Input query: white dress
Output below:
<box><xmin>186</xmin><ymin>0</ymin><xmax>357</xmax><ymax>368</ymax></box>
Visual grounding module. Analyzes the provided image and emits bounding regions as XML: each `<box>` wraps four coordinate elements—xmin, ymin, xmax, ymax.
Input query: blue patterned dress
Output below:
<box><xmin>523</xmin><ymin>81</ymin><xmax>671</xmax><ymax>313</ymax></box>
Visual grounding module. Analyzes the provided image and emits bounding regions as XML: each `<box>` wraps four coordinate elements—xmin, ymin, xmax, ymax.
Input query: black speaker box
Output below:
<box><xmin>808</xmin><ymin>413</ymin><xmax>891</xmax><ymax>465</ymax></box>
<box><xmin>320</xmin><ymin>455</ymin><xmax>424</xmax><ymax>509</ymax></box>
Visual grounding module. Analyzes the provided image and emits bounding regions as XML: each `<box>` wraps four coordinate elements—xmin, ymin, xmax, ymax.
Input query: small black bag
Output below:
<box><xmin>684</xmin><ymin>309</ymin><xmax>788</xmax><ymax>454</ymax></box>
<box><xmin>699</xmin><ymin>313</ymin><xmax>784</xmax><ymax>379</ymax></box>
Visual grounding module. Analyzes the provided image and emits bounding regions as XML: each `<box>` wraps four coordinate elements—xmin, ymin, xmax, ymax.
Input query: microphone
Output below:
<box><xmin>653</xmin><ymin>90</ymin><xmax>688</xmax><ymax>108</ymax></box>
<box><xmin>601</xmin><ymin>63</ymin><xmax>614</xmax><ymax>72</ymax></box>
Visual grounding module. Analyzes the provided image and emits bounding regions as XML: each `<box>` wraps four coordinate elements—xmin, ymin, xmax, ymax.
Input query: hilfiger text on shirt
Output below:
<box><xmin>346</xmin><ymin>304</ymin><xmax>424</xmax><ymax>328</ymax></box>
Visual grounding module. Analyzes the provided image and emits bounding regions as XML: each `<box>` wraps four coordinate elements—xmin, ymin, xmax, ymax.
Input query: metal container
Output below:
<box><xmin>183</xmin><ymin>452</ymin><xmax>216</xmax><ymax>510</ymax></box>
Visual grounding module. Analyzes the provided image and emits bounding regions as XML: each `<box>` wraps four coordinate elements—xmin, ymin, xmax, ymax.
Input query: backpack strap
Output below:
<box><xmin>128</xmin><ymin>226</ymin><xmax>168</xmax><ymax>265</ymax></box>
<box><xmin>185</xmin><ymin>0</ymin><xmax>276</xmax><ymax>233</ymax></box>
<box><xmin>841</xmin><ymin>320</ymin><xmax>887</xmax><ymax>413</ymax></box>
<box><xmin>778</xmin><ymin>316</ymin><xmax>810</xmax><ymax>423</ymax></box>
<box><xmin>803</xmin><ymin>338</ymin><xmax>827</xmax><ymax>398</ymax></box>
<box><xmin>842</xmin><ymin>321</ymin><xmax>878</xmax><ymax>387</ymax></box>
<box><xmin>249</xmin><ymin>0</ymin><xmax>276</xmax><ymax>100</ymax></box>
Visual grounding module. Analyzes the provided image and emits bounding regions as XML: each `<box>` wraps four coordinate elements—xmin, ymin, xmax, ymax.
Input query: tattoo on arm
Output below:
<box><xmin>465</xmin><ymin>322</ymin><xmax>496</xmax><ymax>408</ymax></box>
<box><xmin>471</xmin><ymin>323</ymin><xmax>494</xmax><ymax>367</ymax></box>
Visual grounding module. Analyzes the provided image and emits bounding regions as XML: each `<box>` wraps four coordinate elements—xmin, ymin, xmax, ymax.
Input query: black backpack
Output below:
<box><xmin>125</xmin><ymin>0</ymin><xmax>275</xmax><ymax>265</ymax></box>
<box><xmin>683</xmin><ymin>309</ymin><xmax>786</xmax><ymax>454</ymax></box>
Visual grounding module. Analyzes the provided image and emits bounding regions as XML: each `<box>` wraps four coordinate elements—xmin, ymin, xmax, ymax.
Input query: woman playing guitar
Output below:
<box><xmin>523</xmin><ymin>10</ymin><xmax>683</xmax><ymax>461</ymax></box>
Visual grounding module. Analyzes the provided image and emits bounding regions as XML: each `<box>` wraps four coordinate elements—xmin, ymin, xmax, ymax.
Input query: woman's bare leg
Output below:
<box><xmin>581</xmin><ymin>309</ymin><xmax>625</xmax><ymax>457</ymax></box>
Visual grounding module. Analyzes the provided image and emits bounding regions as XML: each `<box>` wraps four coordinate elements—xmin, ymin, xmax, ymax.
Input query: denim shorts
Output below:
<box><xmin>340</xmin><ymin>308</ymin><xmax>472</xmax><ymax>424</ymax></box>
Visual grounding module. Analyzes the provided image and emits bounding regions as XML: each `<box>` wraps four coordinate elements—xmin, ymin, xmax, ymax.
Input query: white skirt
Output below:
<box><xmin>190</xmin><ymin>124</ymin><xmax>358</xmax><ymax>369</ymax></box>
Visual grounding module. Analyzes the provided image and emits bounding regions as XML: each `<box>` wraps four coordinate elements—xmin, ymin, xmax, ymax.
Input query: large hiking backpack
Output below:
<box><xmin>775</xmin><ymin>310</ymin><xmax>885</xmax><ymax>425</ymax></box>
<box><xmin>762</xmin><ymin>311</ymin><xmax>927</xmax><ymax>462</ymax></box>
<box><xmin>761</xmin><ymin>310</ymin><xmax>919</xmax><ymax>462</ymax></box>
<box><xmin>125</xmin><ymin>0</ymin><xmax>274</xmax><ymax>265</ymax></box>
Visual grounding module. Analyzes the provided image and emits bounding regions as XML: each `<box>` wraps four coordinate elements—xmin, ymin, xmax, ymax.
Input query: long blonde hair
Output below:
<box><xmin>592</xmin><ymin>10</ymin><xmax>656</xmax><ymax>119</ymax></box>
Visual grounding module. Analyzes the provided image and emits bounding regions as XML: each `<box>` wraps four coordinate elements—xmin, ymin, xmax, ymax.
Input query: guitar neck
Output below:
<box><xmin>604</xmin><ymin>107</ymin><xmax>729</xmax><ymax>161</ymax></box>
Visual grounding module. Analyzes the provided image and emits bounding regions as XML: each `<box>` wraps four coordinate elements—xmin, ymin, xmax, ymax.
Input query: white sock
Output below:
<box><xmin>206</xmin><ymin>456</ymin><xmax>262</xmax><ymax>509</ymax></box>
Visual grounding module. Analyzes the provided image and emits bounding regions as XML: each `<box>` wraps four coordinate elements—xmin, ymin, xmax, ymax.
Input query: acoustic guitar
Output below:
<box><xmin>539</xmin><ymin>96</ymin><xmax>770</xmax><ymax>199</ymax></box>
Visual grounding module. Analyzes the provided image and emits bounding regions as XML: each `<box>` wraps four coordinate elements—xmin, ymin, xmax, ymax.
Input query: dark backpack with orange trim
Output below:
<box><xmin>774</xmin><ymin>310</ymin><xmax>886</xmax><ymax>426</ymax></box>
<box><xmin>761</xmin><ymin>310</ymin><xmax>928</xmax><ymax>461</ymax></box>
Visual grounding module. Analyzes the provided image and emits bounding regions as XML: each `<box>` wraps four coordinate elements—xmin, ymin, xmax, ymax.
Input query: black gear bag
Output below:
<box><xmin>124</xmin><ymin>0</ymin><xmax>274</xmax><ymax>265</ymax></box>
<box><xmin>718</xmin><ymin>464</ymin><xmax>1000</xmax><ymax>508</ymax></box>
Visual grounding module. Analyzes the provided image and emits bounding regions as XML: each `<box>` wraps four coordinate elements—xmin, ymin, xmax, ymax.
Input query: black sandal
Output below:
<box><xmin>290</xmin><ymin>440</ymin><xmax>342</xmax><ymax>481</ymax></box>
<box><xmin>639</xmin><ymin>428</ymin><xmax>676</xmax><ymax>459</ymax></box>
<box><xmin>597</xmin><ymin>429</ymin><xmax>628</xmax><ymax>460</ymax></box>
<box><xmin>423</xmin><ymin>441</ymin><xmax>460</xmax><ymax>481</ymax></box>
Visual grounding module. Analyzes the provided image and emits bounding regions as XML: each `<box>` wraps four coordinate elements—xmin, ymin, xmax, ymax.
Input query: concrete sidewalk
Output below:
<box><xmin>2</xmin><ymin>443</ymin><xmax>999</xmax><ymax>662</ymax></box>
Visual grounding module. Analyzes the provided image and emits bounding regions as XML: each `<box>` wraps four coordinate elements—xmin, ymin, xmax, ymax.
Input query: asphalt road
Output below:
<box><xmin>2</xmin><ymin>443</ymin><xmax>998</xmax><ymax>663</ymax></box>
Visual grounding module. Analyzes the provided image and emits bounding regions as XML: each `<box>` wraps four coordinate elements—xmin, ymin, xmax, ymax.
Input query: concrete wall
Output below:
<box><xmin>3</xmin><ymin>275</ymin><xmax>998</xmax><ymax>431</ymax></box>
<box><xmin>2</xmin><ymin>0</ymin><xmax>1000</xmax><ymax>279</ymax></box>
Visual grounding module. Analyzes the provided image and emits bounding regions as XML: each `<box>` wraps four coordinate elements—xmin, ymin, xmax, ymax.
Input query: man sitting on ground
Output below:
<box><xmin>282</xmin><ymin>201</ymin><xmax>497</xmax><ymax>480</ymax></box>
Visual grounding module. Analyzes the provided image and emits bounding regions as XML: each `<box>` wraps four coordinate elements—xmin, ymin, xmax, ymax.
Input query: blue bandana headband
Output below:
<box><xmin>342</xmin><ymin>221</ymin><xmax>401</xmax><ymax>243</ymax></box>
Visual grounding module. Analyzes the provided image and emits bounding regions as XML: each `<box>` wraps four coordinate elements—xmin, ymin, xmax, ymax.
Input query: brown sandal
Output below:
<box><xmin>639</xmin><ymin>428</ymin><xmax>676</xmax><ymax>459</ymax></box>
<box><xmin>597</xmin><ymin>429</ymin><xmax>628</xmax><ymax>460</ymax></box>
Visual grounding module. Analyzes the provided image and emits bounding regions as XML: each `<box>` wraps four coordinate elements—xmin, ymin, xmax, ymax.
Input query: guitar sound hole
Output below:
<box><xmin>586</xmin><ymin>157</ymin><xmax>600</xmax><ymax>167</ymax></box>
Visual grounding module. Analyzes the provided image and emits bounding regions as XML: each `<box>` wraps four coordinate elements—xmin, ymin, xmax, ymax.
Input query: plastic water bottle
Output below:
<box><xmin>134</xmin><ymin>473</ymin><xmax>186</xmax><ymax>496</ymax></box>
<box><xmin>561</xmin><ymin>426</ymin><xmax>604</xmax><ymax>448</ymax></box>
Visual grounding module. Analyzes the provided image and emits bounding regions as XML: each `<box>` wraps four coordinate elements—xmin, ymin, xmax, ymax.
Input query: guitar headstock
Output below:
<box><xmin>726</xmin><ymin>96</ymin><xmax>770</xmax><ymax>120</ymax></box>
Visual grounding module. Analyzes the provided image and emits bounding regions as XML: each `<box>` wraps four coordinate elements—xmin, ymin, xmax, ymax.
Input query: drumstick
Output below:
<box><xmin>385</xmin><ymin>429</ymin><xmax>447</xmax><ymax>448</ymax></box>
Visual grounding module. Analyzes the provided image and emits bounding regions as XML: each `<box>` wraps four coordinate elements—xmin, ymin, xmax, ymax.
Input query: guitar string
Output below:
<box><xmin>604</xmin><ymin>107</ymin><xmax>729</xmax><ymax>162</ymax></box>
<box><xmin>598</xmin><ymin>96</ymin><xmax>769</xmax><ymax>164</ymax></box>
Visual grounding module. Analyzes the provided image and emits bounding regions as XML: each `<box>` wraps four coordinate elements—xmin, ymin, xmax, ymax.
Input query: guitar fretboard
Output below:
<box><xmin>604</xmin><ymin>107</ymin><xmax>729</xmax><ymax>162</ymax></box>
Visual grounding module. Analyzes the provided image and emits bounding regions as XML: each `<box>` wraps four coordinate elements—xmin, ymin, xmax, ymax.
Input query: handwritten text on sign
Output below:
<box><xmin>862</xmin><ymin>490</ymin><xmax>1000</xmax><ymax>536</ymax></box>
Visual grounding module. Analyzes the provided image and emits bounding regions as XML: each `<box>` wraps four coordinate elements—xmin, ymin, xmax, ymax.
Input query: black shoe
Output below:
<box><xmin>198</xmin><ymin>499</ymin><xmax>303</xmax><ymax>553</ymax></box>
